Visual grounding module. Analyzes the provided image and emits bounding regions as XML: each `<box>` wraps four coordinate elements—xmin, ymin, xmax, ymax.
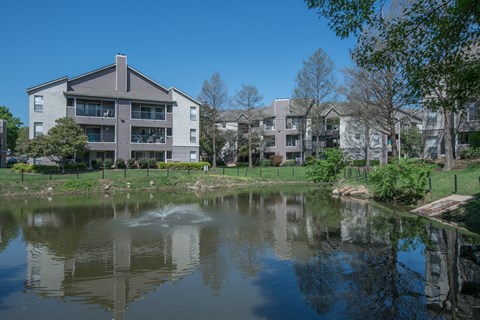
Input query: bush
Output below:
<box><xmin>91</xmin><ymin>159</ymin><xmax>103</xmax><ymax>169</ymax></box>
<box><xmin>369</xmin><ymin>159</ymin><xmax>431</xmax><ymax>204</ymax></box>
<box><xmin>148</xmin><ymin>159</ymin><xmax>157</xmax><ymax>168</ymax></box>
<box><xmin>64</xmin><ymin>162</ymin><xmax>87</xmax><ymax>171</ymax></box>
<box><xmin>236</xmin><ymin>162</ymin><xmax>249</xmax><ymax>167</ymax></box>
<box><xmin>103</xmin><ymin>158</ymin><xmax>113</xmax><ymax>169</ymax></box>
<box><xmin>261</xmin><ymin>159</ymin><xmax>271</xmax><ymax>166</ymax></box>
<box><xmin>270</xmin><ymin>154</ymin><xmax>283</xmax><ymax>167</ymax></box>
<box><xmin>157</xmin><ymin>162</ymin><xmax>211</xmax><ymax>170</ymax></box>
<box><xmin>305</xmin><ymin>155</ymin><xmax>315</xmax><ymax>163</ymax></box>
<box><xmin>305</xmin><ymin>148</ymin><xmax>345</xmax><ymax>183</ymax></box>
<box><xmin>138</xmin><ymin>158</ymin><xmax>149</xmax><ymax>169</ymax></box>
<box><xmin>12</xmin><ymin>163</ymin><xmax>31</xmax><ymax>172</ymax></box>
<box><xmin>351</xmin><ymin>159</ymin><xmax>381</xmax><ymax>167</ymax></box>
<box><xmin>283</xmin><ymin>160</ymin><xmax>296</xmax><ymax>167</ymax></box>
<box><xmin>460</xmin><ymin>147</ymin><xmax>480</xmax><ymax>159</ymax></box>
<box><xmin>115</xmin><ymin>158</ymin><xmax>126</xmax><ymax>169</ymax></box>
<box><xmin>127</xmin><ymin>158</ymin><xmax>136</xmax><ymax>169</ymax></box>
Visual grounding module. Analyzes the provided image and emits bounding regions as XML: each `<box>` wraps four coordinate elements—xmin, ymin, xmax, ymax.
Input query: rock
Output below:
<box><xmin>149</xmin><ymin>180</ymin><xmax>154</xmax><ymax>187</ymax></box>
<box><xmin>332</xmin><ymin>188</ymin><xmax>340</xmax><ymax>195</ymax></box>
<box><xmin>104</xmin><ymin>185</ymin><xmax>110</xmax><ymax>191</ymax></box>
<box><xmin>194</xmin><ymin>180</ymin><xmax>204</xmax><ymax>189</ymax></box>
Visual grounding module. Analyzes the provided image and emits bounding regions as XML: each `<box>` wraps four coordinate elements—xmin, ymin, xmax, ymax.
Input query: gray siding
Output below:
<box><xmin>68</xmin><ymin>66</ymin><xmax>116</xmax><ymax>91</ymax></box>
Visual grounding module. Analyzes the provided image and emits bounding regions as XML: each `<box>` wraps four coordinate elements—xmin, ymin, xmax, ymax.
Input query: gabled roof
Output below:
<box><xmin>128</xmin><ymin>66</ymin><xmax>169</xmax><ymax>92</ymax></box>
<box><xmin>26</xmin><ymin>76</ymin><xmax>68</xmax><ymax>93</ymax></box>
<box><xmin>68</xmin><ymin>64</ymin><xmax>115</xmax><ymax>82</ymax></box>
<box><xmin>169</xmin><ymin>87</ymin><xmax>201</xmax><ymax>106</ymax></box>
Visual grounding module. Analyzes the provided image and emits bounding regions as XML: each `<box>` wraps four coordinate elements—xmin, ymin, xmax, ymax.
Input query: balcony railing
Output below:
<box><xmin>76</xmin><ymin>107</ymin><xmax>115</xmax><ymax>118</ymax></box>
<box><xmin>131</xmin><ymin>135</ymin><xmax>166</xmax><ymax>144</ymax></box>
<box><xmin>131</xmin><ymin>110</ymin><xmax>165</xmax><ymax>120</ymax></box>
<box><xmin>87</xmin><ymin>133</ymin><xmax>115</xmax><ymax>143</ymax></box>
<box><xmin>286</xmin><ymin>140</ymin><xmax>300</xmax><ymax>147</ymax></box>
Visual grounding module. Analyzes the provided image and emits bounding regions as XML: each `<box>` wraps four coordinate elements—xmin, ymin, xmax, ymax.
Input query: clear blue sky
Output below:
<box><xmin>0</xmin><ymin>0</ymin><xmax>355</xmax><ymax>125</ymax></box>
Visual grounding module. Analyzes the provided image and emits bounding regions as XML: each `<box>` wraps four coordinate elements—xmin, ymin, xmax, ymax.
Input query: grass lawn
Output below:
<box><xmin>0</xmin><ymin>166</ymin><xmax>308</xmax><ymax>196</ymax></box>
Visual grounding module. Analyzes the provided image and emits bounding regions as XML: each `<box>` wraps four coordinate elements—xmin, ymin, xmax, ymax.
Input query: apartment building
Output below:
<box><xmin>0</xmin><ymin>119</ymin><xmax>6</xmax><ymax>168</ymax></box>
<box><xmin>27</xmin><ymin>54</ymin><xmax>200</xmax><ymax>166</ymax></box>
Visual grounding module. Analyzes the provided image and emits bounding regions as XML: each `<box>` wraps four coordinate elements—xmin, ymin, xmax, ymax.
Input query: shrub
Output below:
<box><xmin>148</xmin><ymin>159</ymin><xmax>157</xmax><ymax>168</ymax></box>
<box><xmin>138</xmin><ymin>158</ymin><xmax>149</xmax><ymax>169</ymax></box>
<box><xmin>103</xmin><ymin>158</ymin><xmax>113</xmax><ymax>169</ymax></box>
<box><xmin>157</xmin><ymin>161</ymin><xmax>211</xmax><ymax>170</ymax></box>
<box><xmin>127</xmin><ymin>158</ymin><xmax>136</xmax><ymax>169</ymax></box>
<box><xmin>305</xmin><ymin>155</ymin><xmax>315</xmax><ymax>163</ymax></box>
<box><xmin>351</xmin><ymin>159</ymin><xmax>381</xmax><ymax>167</ymax></box>
<box><xmin>270</xmin><ymin>154</ymin><xmax>283</xmax><ymax>167</ymax></box>
<box><xmin>91</xmin><ymin>159</ymin><xmax>103</xmax><ymax>169</ymax></box>
<box><xmin>283</xmin><ymin>160</ymin><xmax>296</xmax><ymax>167</ymax></box>
<box><xmin>261</xmin><ymin>159</ymin><xmax>271</xmax><ymax>166</ymax></box>
<box><xmin>460</xmin><ymin>147</ymin><xmax>480</xmax><ymax>159</ymax></box>
<box><xmin>64</xmin><ymin>162</ymin><xmax>87</xmax><ymax>171</ymax></box>
<box><xmin>305</xmin><ymin>148</ymin><xmax>345</xmax><ymax>183</ymax></box>
<box><xmin>369</xmin><ymin>159</ymin><xmax>431</xmax><ymax>204</ymax></box>
<box><xmin>12</xmin><ymin>163</ymin><xmax>31</xmax><ymax>172</ymax></box>
<box><xmin>236</xmin><ymin>162</ymin><xmax>249</xmax><ymax>167</ymax></box>
<box><xmin>115</xmin><ymin>158</ymin><xmax>126</xmax><ymax>169</ymax></box>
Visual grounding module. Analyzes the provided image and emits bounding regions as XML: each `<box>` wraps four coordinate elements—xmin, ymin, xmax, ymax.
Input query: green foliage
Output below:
<box><xmin>369</xmin><ymin>160</ymin><xmax>431</xmax><ymax>204</ymax></box>
<box><xmin>12</xmin><ymin>163</ymin><xmax>60</xmax><ymax>174</ymax></box>
<box><xmin>103</xmin><ymin>158</ymin><xmax>113</xmax><ymax>169</ymax></box>
<box><xmin>351</xmin><ymin>159</ymin><xmax>380</xmax><ymax>167</ymax></box>
<box><xmin>115</xmin><ymin>158</ymin><xmax>126</xmax><ymax>169</ymax></box>
<box><xmin>269</xmin><ymin>154</ymin><xmax>283</xmax><ymax>167</ymax></box>
<box><xmin>261</xmin><ymin>159</ymin><xmax>271</xmax><ymax>166</ymax></box>
<box><xmin>157</xmin><ymin>162</ymin><xmax>211</xmax><ymax>170</ymax></box>
<box><xmin>25</xmin><ymin>117</ymin><xmax>87</xmax><ymax>170</ymax></box>
<box><xmin>469</xmin><ymin>132</ymin><xmax>480</xmax><ymax>148</ymax></box>
<box><xmin>460</xmin><ymin>147</ymin><xmax>480</xmax><ymax>159</ymax></box>
<box><xmin>283</xmin><ymin>160</ymin><xmax>296</xmax><ymax>167</ymax></box>
<box><xmin>148</xmin><ymin>159</ymin><xmax>157</xmax><ymax>168</ymax></box>
<box><xmin>91</xmin><ymin>159</ymin><xmax>102</xmax><ymax>169</ymax></box>
<box><xmin>401</xmin><ymin>126</ymin><xmax>424</xmax><ymax>158</ymax></box>
<box><xmin>64</xmin><ymin>162</ymin><xmax>87</xmax><ymax>171</ymax></box>
<box><xmin>127</xmin><ymin>158</ymin><xmax>136</xmax><ymax>169</ymax></box>
<box><xmin>0</xmin><ymin>105</ymin><xmax>23</xmax><ymax>151</ymax></box>
<box><xmin>138</xmin><ymin>158</ymin><xmax>149</xmax><ymax>169</ymax></box>
<box><xmin>14</xmin><ymin>126</ymin><xmax>29</xmax><ymax>155</ymax></box>
<box><xmin>305</xmin><ymin>148</ymin><xmax>345</xmax><ymax>183</ymax></box>
<box><xmin>61</xmin><ymin>179</ymin><xmax>97</xmax><ymax>191</ymax></box>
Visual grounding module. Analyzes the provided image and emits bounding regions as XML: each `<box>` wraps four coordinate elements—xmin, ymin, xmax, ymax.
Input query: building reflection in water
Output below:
<box><xmin>13</xmin><ymin>191</ymin><xmax>480</xmax><ymax>319</ymax></box>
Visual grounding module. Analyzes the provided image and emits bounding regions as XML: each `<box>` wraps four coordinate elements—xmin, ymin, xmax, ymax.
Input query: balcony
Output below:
<box><xmin>87</xmin><ymin>133</ymin><xmax>115</xmax><ymax>143</ymax></box>
<box><xmin>131</xmin><ymin>134</ymin><xmax>166</xmax><ymax>144</ymax></box>
<box><xmin>131</xmin><ymin>110</ymin><xmax>165</xmax><ymax>120</ymax></box>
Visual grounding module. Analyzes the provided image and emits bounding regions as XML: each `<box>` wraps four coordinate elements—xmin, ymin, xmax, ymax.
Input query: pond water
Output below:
<box><xmin>0</xmin><ymin>186</ymin><xmax>479</xmax><ymax>320</ymax></box>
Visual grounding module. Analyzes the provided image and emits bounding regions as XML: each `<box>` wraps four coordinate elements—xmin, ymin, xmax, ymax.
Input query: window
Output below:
<box><xmin>76</xmin><ymin>99</ymin><xmax>115</xmax><ymax>117</ymax></box>
<box><xmin>263</xmin><ymin>118</ymin><xmax>275</xmax><ymax>130</ymax></box>
<box><xmin>286</xmin><ymin>135</ymin><xmax>300</xmax><ymax>147</ymax></box>
<box><xmin>190</xmin><ymin>151</ymin><xmax>196</xmax><ymax>162</ymax></box>
<box><xmin>286</xmin><ymin>116</ymin><xmax>303</xmax><ymax>129</ymax></box>
<box><xmin>265</xmin><ymin>136</ymin><xmax>275</xmax><ymax>147</ymax></box>
<box><xmin>131</xmin><ymin>126</ymin><xmax>166</xmax><ymax>143</ymax></box>
<box><xmin>190</xmin><ymin>106</ymin><xmax>197</xmax><ymax>121</ymax></box>
<box><xmin>131</xmin><ymin>103</ymin><xmax>164</xmax><ymax>120</ymax></box>
<box><xmin>427</xmin><ymin>110</ymin><xmax>437</xmax><ymax>125</ymax></box>
<box><xmin>426</xmin><ymin>137</ymin><xmax>438</xmax><ymax>154</ymax></box>
<box><xmin>167</xmin><ymin>127</ymin><xmax>172</xmax><ymax>136</ymax></box>
<box><xmin>34</xmin><ymin>95</ymin><xmax>43</xmax><ymax>112</ymax></box>
<box><xmin>66</xmin><ymin>98</ymin><xmax>74</xmax><ymax>107</ymax></box>
<box><xmin>167</xmin><ymin>105</ymin><xmax>173</xmax><ymax>113</ymax></box>
<box><xmin>34</xmin><ymin>122</ymin><xmax>43</xmax><ymax>137</ymax></box>
<box><xmin>167</xmin><ymin>151</ymin><xmax>172</xmax><ymax>160</ymax></box>
<box><xmin>190</xmin><ymin>129</ymin><xmax>197</xmax><ymax>143</ymax></box>
<box><xmin>467</xmin><ymin>102</ymin><xmax>479</xmax><ymax>121</ymax></box>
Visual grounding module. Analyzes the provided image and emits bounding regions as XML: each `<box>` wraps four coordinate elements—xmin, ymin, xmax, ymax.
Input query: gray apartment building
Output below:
<box><xmin>27</xmin><ymin>54</ymin><xmax>200</xmax><ymax>166</ymax></box>
<box><xmin>0</xmin><ymin>119</ymin><xmax>7</xmax><ymax>168</ymax></box>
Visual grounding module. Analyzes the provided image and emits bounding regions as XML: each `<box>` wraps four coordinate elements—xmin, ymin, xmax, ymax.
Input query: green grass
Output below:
<box><xmin>0</xmin><ymin>166</ymin><xmax>308</xmax><ymax>196</ymax></box>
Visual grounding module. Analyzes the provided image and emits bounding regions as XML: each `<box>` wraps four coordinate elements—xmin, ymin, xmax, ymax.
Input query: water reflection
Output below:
<box><xmin>0</xmin><ymin>189</ymin><xmax>479</xmax><ymax>319</ymax></box>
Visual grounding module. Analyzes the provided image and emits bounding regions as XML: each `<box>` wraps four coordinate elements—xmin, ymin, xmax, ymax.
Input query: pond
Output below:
<box><xmin>0</xmin><ymin>186</ymin><xmax>479</xmax><ymax>320</ymax></box>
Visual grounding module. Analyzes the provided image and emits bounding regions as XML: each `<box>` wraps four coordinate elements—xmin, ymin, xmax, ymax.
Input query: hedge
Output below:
<box><xmin>351</xmin><ymin>159</ymin><xmax>380</xmax><ymax>167</ymax></box>
<box><xmin>12</xmin><ymin>163</ymin><xmax>60</xmax><ymax>174</ymax></box>
<box><xmin>157</xmin><ymin>162</ymin><xmax>211</xmax><ymax>170</ymax></box>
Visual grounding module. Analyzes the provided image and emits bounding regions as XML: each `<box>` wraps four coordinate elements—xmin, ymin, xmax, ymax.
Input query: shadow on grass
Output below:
<box><xmin>443</xmin><ymin>192</ymin><xmax>480</xmax><ymax>234</ymax></box>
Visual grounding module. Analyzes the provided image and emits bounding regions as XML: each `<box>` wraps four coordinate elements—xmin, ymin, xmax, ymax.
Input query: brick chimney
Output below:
<box><xmin>116</xmin><ymin>54</ymin><xmax>127</xmax><ymax>92</ymax></box>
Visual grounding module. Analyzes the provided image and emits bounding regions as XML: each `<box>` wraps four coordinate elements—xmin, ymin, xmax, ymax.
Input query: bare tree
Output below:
<box><xmin>342</xmin><ymin>116</ymin><xmax>382</xmax><ymax>167</ymax></box>
<box><xmin>343</xmin><ymin>65</ymin><xmax>415</xmax><ymax>162</ymax></box>
<box><xmin>198</xmin><ymin>72</ymin><xmax>228</xmax><ymax>169</ymax></box>
<box><xmin>233</xmin><ymin>85</ymin><xmax>263</xmax><ymax>168</ymax></box>
<box><xmin>292</xmin><ymin>48</ymin><xmax>336</xmax><ymax>160</ymax></box>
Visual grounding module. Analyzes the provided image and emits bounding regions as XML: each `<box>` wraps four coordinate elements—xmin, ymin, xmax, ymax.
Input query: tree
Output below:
<box><xmin>401</xmin><ymin>126</ymin><xmax>423</xmax><ymax>158</ymax></box>
<box><xmin>14</xmin><ymin>127</ymin><xmax>29</xmax><ymax>156</ymax></box>
<box><xmin>25</xmin><ymin>117</ymin><xmax>88</xmax><ymax>172</ymax></box>
<box><xmin>233</xmin><ymin>84</ymin><xmax>263</xmax><ymax>168</ymax></box>
<box><xmin>304</xmin><ymin>0</ymin><xmax>480</xmax><ymax>170</ymax></box>
<box><xmin>0</xmin><ymin>106</ymin><xmax>23</xmax><ymax>151</ymax></box>
<box><xmin>292</xmin><ymin>48</ymin><xmax>337</xmax><ymax>160</ymax></box>
<box><xmin>343</xmin><ymin>65</ymin><xmax>415</xmax><ymax>162</ymax></box>
<box><xmin>198</xmin><ymin>72</ymin><xmax>228</xmax><ymax>169</ymax></box>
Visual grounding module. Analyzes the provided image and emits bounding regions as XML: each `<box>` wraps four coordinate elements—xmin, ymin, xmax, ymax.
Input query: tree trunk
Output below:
<box><xmin>212</xmin><ymin>121</ymin><xmax>217</xmax><ymax>169</ymax></box>
<box><xmin>443</xmin><ymin>110</ymin><xmax>455</xmax><ymax>170</ymax></box>
<box><xmin>390</xmin><ymin>123</ymin><xmax>398</xmax><ymax>161</ymax></box>
<box><xmin>248</xmin><ymin>123</ymin><xmax>252</xmax><ymax>168</ymax></box>
<box><xmin>365</xmin><ymin>124</ymin><xmax>371</xmax><ymax>169</ymax></box>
